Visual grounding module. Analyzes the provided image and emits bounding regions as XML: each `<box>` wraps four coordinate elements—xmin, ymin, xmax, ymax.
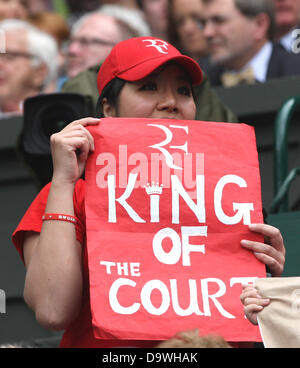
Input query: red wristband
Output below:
<box><xmin>42</xmin><ymin>213</ymin><xmax>77</xmax><ymax>225</ymax></box>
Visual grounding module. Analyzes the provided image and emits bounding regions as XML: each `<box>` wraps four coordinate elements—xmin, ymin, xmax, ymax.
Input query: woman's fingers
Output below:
<box><xmin>241</xmin><ymin>223</ymin><xmax>286</xmax><ymax>277</ymax></box>
<box><xmin>52</xmin><ymin>118</ymin><xmax>100</xmax><ymax>151</ymax></box>
<box><xmin>58</xmin><ymin>126</ymin><xmax>95</xmax><ymax>152</ymax></box>
<box><xmin>249</xmin><ymin>224</ymin><xmax>285</xmax><ymax>252</ymax></box>
<box><xmin>241</xmin><ymin>239</ymin><xmax>284</xmax><ymax>275</ymax></box>
<box><xmin>50</xmin><ymin>118</ymin><xmax>100</xmax><ymax>183</ymax></box>
<box><xmin>240</xmin><ymin>285</ymin><xmax>270</xmax><ymax>325</ymax></box>
<box><xmin>65</xmin><ymin>117</ymin><xmax>100</xmax><ymax>128</ymax></box>
<box><xmin>240</xmin><ymin>285</ymin><xmax>267</xmax><ymax>303</ymax></box>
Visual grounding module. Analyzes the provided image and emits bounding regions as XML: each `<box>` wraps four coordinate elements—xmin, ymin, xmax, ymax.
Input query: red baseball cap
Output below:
<box><xmin>97</xmin><ymin>37</ymin><xmax>203</xmax><ymax>96</ymax></box>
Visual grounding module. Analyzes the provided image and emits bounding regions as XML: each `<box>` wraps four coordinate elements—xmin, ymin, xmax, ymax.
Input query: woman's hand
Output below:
<box><xmin>50</xmin><ymin>118</ymin><xmax>99</xmax><ymax>185</ymax></box>
<box><xmin>241</xmin><ymin>223</ymin><xmax>286</xmax><ymax>277</ymax></box>
<box><xmin>240</xmin><ymin>285</ymin><xmax>270</xmax><ymax>325</ymax></box>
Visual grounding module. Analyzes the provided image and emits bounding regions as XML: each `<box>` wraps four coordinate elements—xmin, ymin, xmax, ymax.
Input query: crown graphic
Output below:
<box><xmin>144</xmin><ymin>182</ymin><xmax>163</xmax><ymax>195</ymax></box>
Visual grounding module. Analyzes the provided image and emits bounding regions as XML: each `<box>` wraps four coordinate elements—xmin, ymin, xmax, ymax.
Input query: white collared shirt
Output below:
<box><xmin>222</xmin><ymin>42</ymin><xmax>273</xmax><ymax>83</ymax></box>
<box><xmin>280</xmin><ymin>29</ymin><xmax>296</xmax><ymax>52</ymax></box>
<box><xmin>0</xmin><ymin>101</ymin><xmax>23</xmax><ymax>119</ymax></box>
<box><xmin>245</xmin><ymin>41</ymin><xmax>273</xmax><ymax>83</ymax></box>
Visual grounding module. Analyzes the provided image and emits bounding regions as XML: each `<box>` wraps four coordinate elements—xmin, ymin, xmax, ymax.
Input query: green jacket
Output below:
<box><xmin>61</xmin><ymin>64</ymin><xmax>238</xmax><ymax>123</ymax></box>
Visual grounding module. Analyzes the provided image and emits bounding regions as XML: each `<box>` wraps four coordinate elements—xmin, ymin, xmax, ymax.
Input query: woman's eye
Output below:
<box><xmin>178</xmin><ymin>86</ymin><xmax>192</xmax><ymax>96</ymax></box>
<box><xmin>139</xmin><ymin>82</ymin><xmax>157</xmax><ymax>91</ymax></box>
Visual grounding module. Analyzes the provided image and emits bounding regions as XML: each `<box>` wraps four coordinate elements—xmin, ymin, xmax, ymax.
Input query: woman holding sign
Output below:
<box><xmin>12</xmin><ymin>37</ymin><xmax>285</xmax><ymax>348</ymax></box>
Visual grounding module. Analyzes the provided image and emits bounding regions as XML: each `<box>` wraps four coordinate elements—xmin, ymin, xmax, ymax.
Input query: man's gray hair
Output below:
<box><xmin>71</xmin><ymin>6</ymin><xmax>151</xmax><ymax>39</ymax></box>
<box><xmin>234</xmin><ymin>0</ymin><xmax>276</xmax><ymax>40</ymax></box>
<box><xmin>98</xmin><ymin>4</ymin><xmax>151</xmax><ymax>37</ymax></box>
<box><xmin>0</xmin><ymin>19</ymin><xmax>58</xmax><ymax>89</ymax></box>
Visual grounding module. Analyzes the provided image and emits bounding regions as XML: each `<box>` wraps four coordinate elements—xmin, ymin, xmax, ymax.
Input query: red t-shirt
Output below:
<box><xmin>12</xmin><ymin>179</ymin><xmax>159</xmax><ymax>348</ymax></box>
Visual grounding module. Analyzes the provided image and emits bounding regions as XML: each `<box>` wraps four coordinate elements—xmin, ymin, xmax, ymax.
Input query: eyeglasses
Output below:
<box><xmin>199</xmin><ymin>15</ymin><xmax>231</xmax><ymax>29</ymax></box>
<box><xmin>0</xmin><ymin>51</ymin><xmax>39</xmax><ymax>62</ymax></box>
<box><xmin>69</xmin><ymin>37</ymin><xmax>117</xmax><ymax>48</ymax></box>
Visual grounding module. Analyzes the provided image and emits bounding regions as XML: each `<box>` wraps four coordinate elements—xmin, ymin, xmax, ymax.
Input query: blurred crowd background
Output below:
<box><xmin>1</xmin><ymin>0</ymin><xmax>300</xmax><ymax>348</ymax></box>
<box><xmin>0</xmin><ymin>0</ymin><xmax>299</xmax><ymax>117</ymax></box>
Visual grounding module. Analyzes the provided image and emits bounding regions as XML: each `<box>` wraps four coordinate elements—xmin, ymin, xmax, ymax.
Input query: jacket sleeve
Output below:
<box><xmin>61</xmin><ymin>64</ymin><xmax>101</xmax><ymax>114</ymax></box>
<box><xmin>193</xmin><ymin>72</ymin><xmax>238</xmax><ymax>123</ymax></box>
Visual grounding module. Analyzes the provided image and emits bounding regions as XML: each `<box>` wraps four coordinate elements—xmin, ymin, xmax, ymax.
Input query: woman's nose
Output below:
<box><xmin>157</xmin><ymin>88</ymin><xmax>178</xmax><ymax>112</ymax></box>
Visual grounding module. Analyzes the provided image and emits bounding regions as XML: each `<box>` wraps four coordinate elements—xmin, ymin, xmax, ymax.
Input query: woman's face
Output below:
<box><xmin>103</xmin><ymin>63</ymin><xmax>196</xmax><ymax>120</ymax></box>
<box><xmin>172</xmin><ymin>0</ymin><xmax>207</xmax><ymax>59</ymax></box>
<box><xmin>0</xmin><ymin>0</ymin><xmax>28</xmax><ymax>21</ymax></box>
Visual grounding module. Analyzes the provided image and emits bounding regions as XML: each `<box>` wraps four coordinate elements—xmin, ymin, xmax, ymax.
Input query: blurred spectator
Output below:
<box><xmin>101</xmin><ymin>0</ymin><xmax>139</xmax><ymax>9</ymax></box>
<box><xmin>66</xmin><ymin>12</ymin><xmax>125</xmax><ymax>79</ymax></box>
<box><xmin>0</xmin><ymin>19</ymin><xmax>58</xmax><ymax>116</ymax></box>
<box><xmin>99</xmin><ymin>4</ymin><xmax>151</xmax><ymax>37</ymax></box>
<box><xmin>137</xmin><ymin>0</ymin><xmax>168</xmax><ymax>39</ymax></box>
<box><xmin>67</xmin><ymin>0</ymin><xmax>100</xmax><ymax>16</ymax></box>
<box><xmin>202</xmin><ymin>0</ymin><xmax>300</xmax><ymax>87</ymax></box>
<box><xmin>29</xmin><ymin>11</ymin><xmax>70</xmax><ymax>46</ymax></box>
<box><xmin>66</xmin><ymin>9</ymin><xmax>150</xmax><ymax>80</ymax></box>
<box><xmin>0</xmin><ymin>0</ymin><xmax>29</xmax><ymax>20</ymax></box>
<box><xmin>240</xmin><ymin>285</ymin><xmax>270</xmax><ymax>326</ymax></box>
<box><xmin>29</xmin><ymin>11</ymin><xmax>70</xmax><ymax>91</ymax></box>
<box><xmin>168</xmin><ymin>0</ymin><xmax>208</xmax><ymax>63</ymax></box>
<box><xmin>26</xmin><ymin>0</ymin><xmax>53</xmax><ymax>15</ymax></box>
<box><xmin>156</xmin><ymin>329</ymin><xmax>232</xmax><ymax>348</ymax></box>
<box><xmin>274</xmin><ymin>0</ymin><xmax>300</xmax><ymax>52</ymax></box>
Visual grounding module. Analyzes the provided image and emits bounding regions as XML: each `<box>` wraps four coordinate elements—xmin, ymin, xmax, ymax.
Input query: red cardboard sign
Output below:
<box><xmin>85</xmin><ymin>118</ymin><xmax>266</xmax><ymax>342</ymax></box>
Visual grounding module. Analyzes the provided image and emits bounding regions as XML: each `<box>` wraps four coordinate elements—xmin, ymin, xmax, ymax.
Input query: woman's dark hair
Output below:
<box><xmin>96</xmin><ymin>77</ymin><xmax>126</xmax><ymax>117</ymax></box>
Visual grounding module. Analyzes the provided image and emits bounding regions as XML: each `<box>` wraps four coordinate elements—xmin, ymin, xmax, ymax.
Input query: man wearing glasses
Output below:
<box><xmin>67</xmin><ymin>11</ymin><xmax>141</xmax><ymax>80</ymax></box>
<box><xmin>0</xmin><ymin>19</ymin><xmax>57</xmax><ymax>116</ymax></box>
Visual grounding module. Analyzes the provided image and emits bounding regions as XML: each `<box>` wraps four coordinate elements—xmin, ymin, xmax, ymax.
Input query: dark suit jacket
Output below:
<box><xmin>206</xmin><ymin>43</ymin><xmax>300</xmax><ymax>87</ymax></box>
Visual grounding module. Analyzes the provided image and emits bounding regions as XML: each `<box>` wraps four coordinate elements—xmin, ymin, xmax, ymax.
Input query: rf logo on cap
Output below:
<box><xmin>142</xmin><ymin>39</ymin><xmax>169</xmax><ymax>54</ymax></box>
